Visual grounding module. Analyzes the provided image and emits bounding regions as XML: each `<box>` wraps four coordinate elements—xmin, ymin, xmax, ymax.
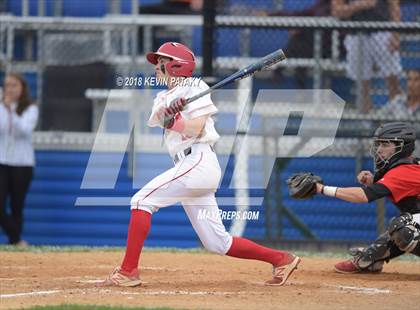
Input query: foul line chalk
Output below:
<box><xmin>1</xmin><ymin>288</ymin><xmax>243</xmax><ymax>299</ymax></box>
<box><xmin>1</xmin><ymin>290</ymin><xmax>62</xmax><ymax>298</ymax></box>
<box><xmin>332</xmin><ymin>285</ymin><xmax>391</xmax><ymax>295</ymax></box>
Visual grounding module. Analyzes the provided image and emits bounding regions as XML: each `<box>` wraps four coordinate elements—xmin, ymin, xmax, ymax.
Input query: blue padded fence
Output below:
<box><xmin>0</xmin><ymin>150</ymin><xmax>399</xmax><ymax>246</ymax></box>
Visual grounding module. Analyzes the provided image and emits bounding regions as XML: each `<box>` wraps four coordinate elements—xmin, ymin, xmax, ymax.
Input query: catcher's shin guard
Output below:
<box><xmin>410</xmin><ymin>243</ymin><xmax>420</xmax><ymax>256</ymax></box>
<box><xmin>350</xmin><ymin>231</ymin><xmax>405</xmax><ymax>271</ymax></box>
<box><xmin>350</xmin><ymin>230</ymin><xmax>407</xmax><ymax>271</ymax></box>
<box><xmin>388</xmin><ymin>213</ymin><xmax>420</xmax><ymax>253</ymax></box>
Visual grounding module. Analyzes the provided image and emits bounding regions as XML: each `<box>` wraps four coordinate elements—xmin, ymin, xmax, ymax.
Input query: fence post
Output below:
<box><xmin>376</xmin><ymin>199</ymin><xmax>386</xmax><ymax>235</ymax></box>
<box><xmin>230</xmin><ymin>77</ymin><xmax>252</xmax><ymax>237</ymax></box>
<box><xmin>202</xmin><ymin>0</ymin><xmax>215</xmax><ymax>78</ymax></box>
<box><xmin>313</xmin><ymin>29</ymin><xmax>323</xmax><ymax>89</ymax></box>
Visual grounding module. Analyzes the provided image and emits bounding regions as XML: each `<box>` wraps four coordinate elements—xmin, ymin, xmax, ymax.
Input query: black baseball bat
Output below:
<box><xmin>186</xmin><ymin>48</ymin><xmax>286</xmax><ymax>104</ymax></box>
<box><xmin>163</xmin><ymin>49</ymin><xmax>286</xmax><ymax>127</ymax></box>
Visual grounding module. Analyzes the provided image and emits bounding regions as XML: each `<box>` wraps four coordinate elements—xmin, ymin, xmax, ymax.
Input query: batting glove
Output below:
<box><xmin>165</xmin><ymin>97</ymin><xmax>187</xmax><ymax>116</ymax></box>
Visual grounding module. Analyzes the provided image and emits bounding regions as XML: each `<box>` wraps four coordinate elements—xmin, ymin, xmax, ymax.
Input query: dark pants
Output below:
<box><xmin>0</xmin><ymin>164</ymin><xmax>33</xmax><ymax>244</ymax></box>
<box><xmin>137</xmin><ymin>2</ymin><xmax>196</xmax><ymax>53</ymax></box>
<box><xmin>139</xmin><ymin>2</ymin><xmax>192</xmax><ymax>15</ymax></box>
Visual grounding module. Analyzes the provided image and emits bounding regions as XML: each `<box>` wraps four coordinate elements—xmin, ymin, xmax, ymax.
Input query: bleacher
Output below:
<box><xmin>4</xmin><ymin>0</ymin><xmax>420</xmax><ymax>105</ymax></box>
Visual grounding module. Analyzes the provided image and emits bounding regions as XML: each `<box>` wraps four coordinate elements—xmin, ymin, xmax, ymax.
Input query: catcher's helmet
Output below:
<box><xmin>371</xmin><ymin>122</ymin><xmax>416</xmax><ymax>173</ymax></box>
<box><xmin>147</xmin><ymin>42</ymin><xmax>196</xmax><ymax>77</ymax></box>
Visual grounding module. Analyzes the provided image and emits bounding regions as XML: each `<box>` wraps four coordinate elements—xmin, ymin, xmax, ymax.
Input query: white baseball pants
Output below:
<box><xmin>344</xmin><ymin>31</ymin><xmax>402</xmax><ymax>81</ymax></box>
<box><xmin>130</xmin><ymin>143</ymin><xmax>233</xmax><ymax>254</ymax></box>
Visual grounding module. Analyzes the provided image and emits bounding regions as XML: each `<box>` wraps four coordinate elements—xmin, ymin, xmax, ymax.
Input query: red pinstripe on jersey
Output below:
<box><xmin>136</xmin><ymin>152</ymin><xmax>203</xmax><ymax>208</ymax></box>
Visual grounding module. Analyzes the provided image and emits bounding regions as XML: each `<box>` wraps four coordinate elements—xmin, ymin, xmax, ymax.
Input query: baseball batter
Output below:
<box><xmin>100</xmin><ymin>42</ymin><xmax>300</xmax><ymax>287</ymax></box>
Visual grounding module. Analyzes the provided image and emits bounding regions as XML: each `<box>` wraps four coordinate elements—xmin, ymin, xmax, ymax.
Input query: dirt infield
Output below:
<box><xmin>1</xmin><ymin>250</ymin><xmax>419</xmax><ymax>310</ymax></box>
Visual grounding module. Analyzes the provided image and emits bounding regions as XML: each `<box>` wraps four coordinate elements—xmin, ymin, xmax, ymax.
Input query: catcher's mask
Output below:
<box><xmin>370</xmin><ymin>122</ymin><xmax>416</xmax><ymax>174</ymax></box>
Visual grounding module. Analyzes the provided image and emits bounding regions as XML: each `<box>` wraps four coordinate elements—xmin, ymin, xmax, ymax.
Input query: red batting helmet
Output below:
<box><xmin>146</xmin><ymin>42</ymin><xmax>196</xmax><ymax>77</ymax></box>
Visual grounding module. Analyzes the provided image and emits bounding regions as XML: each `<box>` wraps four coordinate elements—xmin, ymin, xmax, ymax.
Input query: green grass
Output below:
<box><xmin>23</xmin><ymin>305</ymin><xmax>182</xmax><ymax>310</ymax></box>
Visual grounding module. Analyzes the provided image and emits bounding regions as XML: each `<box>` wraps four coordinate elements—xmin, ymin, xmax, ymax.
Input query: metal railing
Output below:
<box><xmin>2</xmin><ymin>14</ymin><xmax>419</xmax><ymax>107</ymax></box>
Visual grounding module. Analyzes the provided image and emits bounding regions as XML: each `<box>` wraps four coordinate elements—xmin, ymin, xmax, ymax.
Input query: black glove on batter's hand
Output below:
<box><xmin>165</xmin><ymin>97</ymin><xmax>187</xmax><ymax>115</ymax></box>
<box><xmin>287</xmin><ymin>172</ymin><xmax>323</xmax><ymax>199</ymax></box>
<box><xmin>163</xmin><ymin>98</ymin><xmax>187</xmax><ymax>128</ymax></box>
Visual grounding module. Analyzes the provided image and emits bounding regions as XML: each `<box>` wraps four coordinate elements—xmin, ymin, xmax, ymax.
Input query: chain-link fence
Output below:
<box><xmin>1</xmin><ymin>1</ymin><xmax>419</xmax><ymax>124</ymax></box>
<box><xmin>1</xmin><ymin>0</ymin><xmax>420</xmax><ymax>246</ymax></box>
<box><xmin>206</xmin><ymin>0</ymin><xmax>420</xmax><ymax>244</ymax></box>
<box><xmin>211</xmin><ymin>0</ymin><xmax>420</xmax><ymax>115</ymax></box>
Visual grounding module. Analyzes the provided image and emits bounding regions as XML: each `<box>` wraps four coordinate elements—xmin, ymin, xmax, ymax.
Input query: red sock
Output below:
<box><xmin>121</xmin><ymin>210</ymin><xmax>151</xmax><ymax>273</ymax></box>
<box><xmin>226</xmin><ymin>237</ymin><xmax>290</xmax><ymax>266</ymax></box>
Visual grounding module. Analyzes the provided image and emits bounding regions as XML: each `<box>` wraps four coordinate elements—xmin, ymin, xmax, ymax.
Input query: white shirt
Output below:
<box><xmin>148</xmin><ymin>78</ymin><xmax>220</xmax><ymax>158</ymax></box>
<box><xmin>379</xmin><ymin>94</ymin><xmax>420</xmax><ymax>118</ymax></box>
<box><xmin>0</xmin><ymin>102</ymin><xmax>38</xmax><ymax>166</ymax></box>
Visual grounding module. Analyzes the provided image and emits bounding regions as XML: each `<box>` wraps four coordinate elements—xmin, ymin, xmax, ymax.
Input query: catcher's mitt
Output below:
<box><xmin>287</xmin><ymin>172</ymin><xmax>323</xmax><ymax>199</ymax></box>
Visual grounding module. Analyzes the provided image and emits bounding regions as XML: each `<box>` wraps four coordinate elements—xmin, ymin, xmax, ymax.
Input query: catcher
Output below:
<box><xmin>287</xmin><ymin>122</ymin><xmax>420</xmax><ymax>273</ymax></box>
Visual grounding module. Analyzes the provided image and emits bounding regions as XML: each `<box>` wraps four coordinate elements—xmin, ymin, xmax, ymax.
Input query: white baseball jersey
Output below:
<box><xmin>147</xmin><ymin>78</ymin><xmax>220</xmax><ymax>158</ymax></box>
<box><xmin>0</xmin><ymin>102</ymin><xmax>38</xmax><ymax>166</ymax></box>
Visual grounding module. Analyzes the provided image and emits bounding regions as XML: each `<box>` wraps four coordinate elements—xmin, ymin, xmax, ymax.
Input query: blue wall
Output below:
<box><xmin>0</xmin><ymin>150</ymin><xmax>399</xmax><ymax>246</ymax></box>
<box><xmin>0</xmin><ymin>151</ymin><xmax>263</xmax><ymax>246</ymax></box>
<box><xmin>280</xmin><ymin>158</ymin><xmax>399</xmax><ymax>241</ymax></box>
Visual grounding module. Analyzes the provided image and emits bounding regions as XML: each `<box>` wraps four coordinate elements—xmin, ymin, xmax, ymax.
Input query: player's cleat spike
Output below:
<box><xmin>265</xmin><ymin>255</ymin><xmax>301</xmax><ymax>286</ymax></box>
<box><xmin>98</xmin><ymin>267</ymin><xmax>142</xmax><ymax>287</ymax></box>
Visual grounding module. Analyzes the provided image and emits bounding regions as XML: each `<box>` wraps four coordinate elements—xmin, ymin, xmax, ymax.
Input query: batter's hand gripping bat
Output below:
<box><xmin>186</xmin><ymin>48</ymin><xmax>286</xmax><ymax>104</ymax></box>
<box><xmin>164</xmin><ymin>48</ymin><xmax>286</xmax><ymax>126</ymax></box>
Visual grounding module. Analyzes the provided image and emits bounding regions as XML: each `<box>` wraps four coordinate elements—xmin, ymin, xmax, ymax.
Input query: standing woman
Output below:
<box><xmin>0</xmin><ymin>73</ymin><xmax>38</xmax><ymax>245</ymax></box>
